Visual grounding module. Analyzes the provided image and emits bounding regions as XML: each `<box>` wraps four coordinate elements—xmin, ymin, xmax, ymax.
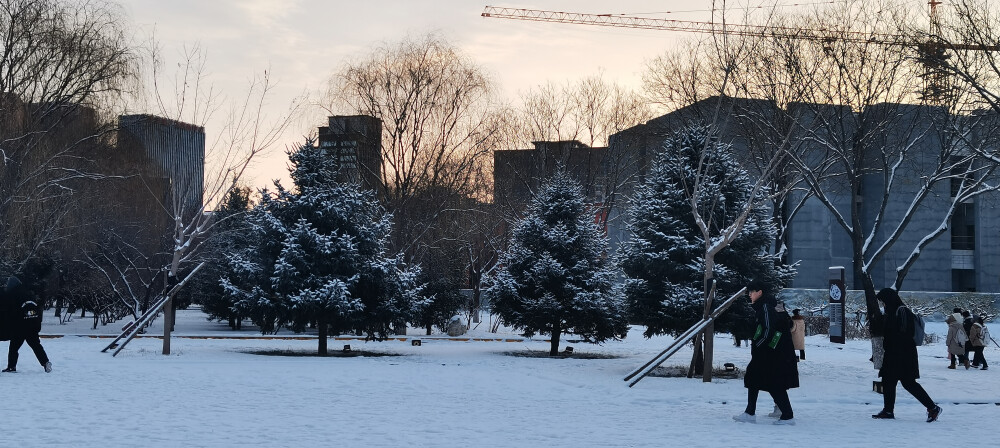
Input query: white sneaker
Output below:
<box><xmin>767</xmin><ymin>406</ymin><xmax>782</xmax><ymax>418</ymax></box>
<box><xmin>44</xmin><ymin>362</ymin><xmax>52</xmax><ymax>373</ymax></box>
<box><xmin>773</xmin><ymin>418</ymin><xmax>796</xmax><ymax>425</ymax></box>
<box><xmin>732</xmin><ymin>412</ymin><xmax>756</xmax><ymax>423</ymax></box>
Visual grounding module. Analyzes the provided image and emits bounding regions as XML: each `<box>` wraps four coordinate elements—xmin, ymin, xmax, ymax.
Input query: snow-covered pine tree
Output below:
<box><xmin>487</xmin><ymin>170</ymin><xmax>629</xmax><ymax>356</ymax></box>
<box><xmin>620</xmin><ymin>125</ymin><xmax>793</xmax><ymax>338</ymax></box>
<box><xmin>195</xmin><ymin>185</ymin><xmax>254</xmax><ymax>330</ymax></box>
<box><xmin>222</xmin><ymin>141</ymin><xmax>420</xmax><ymax>355</ymax></box>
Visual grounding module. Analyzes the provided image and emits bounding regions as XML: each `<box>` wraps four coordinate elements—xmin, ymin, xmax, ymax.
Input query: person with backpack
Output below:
<box><xmin>872</xmin><ymin>288</ymin><xmax>942</xmax><ymax>422</ymax></box>
<box><xmin>2</xmin><ymin>276</ymin><xmax>52</xmax><ymax>373</ymax></box>
<box><xmin>791</xmin><ymin>309</ymin><xmax>806</xmax><ymax>360</ymax></box>
<box><xmin>733</xmin><ymin>280</ymin><xmax>799</xmax><ymax>425</ymax></box>
<box><xmin>946</xmin><ymin>313</ymin><xmax>970</xmax><ymax>370</ymax></box>
<box><xmin>969</xmin><ymin>316</ymin><xmax>989</xmax><ymax>370</ymax></box>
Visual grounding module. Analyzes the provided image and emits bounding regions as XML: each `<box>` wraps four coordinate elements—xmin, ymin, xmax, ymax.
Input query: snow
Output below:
<box><xmin>6</xmin><ymin>310</ymin><xmax>997</xmax><ymax>447</ymax></box>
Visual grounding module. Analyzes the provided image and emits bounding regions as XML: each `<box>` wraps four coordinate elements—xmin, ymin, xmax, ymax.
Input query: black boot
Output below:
<box><xmin>872</xmin><ymin>410</ymin><xmax>894</xmax><ymax>419</ymax></box>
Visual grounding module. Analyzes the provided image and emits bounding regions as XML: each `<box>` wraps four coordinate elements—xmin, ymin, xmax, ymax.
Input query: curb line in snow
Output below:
<box><xmin>39</xmin><ymin>334</ymin><xmax>530</xmax><ymax>342</ymax></box>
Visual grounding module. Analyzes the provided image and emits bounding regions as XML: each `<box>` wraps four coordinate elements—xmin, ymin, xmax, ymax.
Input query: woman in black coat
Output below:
<box><xmin>733</xmin><ymin>280</ymin><xmax>799</xmax><ymax>425</ymax></box>
<box><xmin>873</xmin><ymin>288</ymin><xmax>940</xmax><ymax>422</ymax></box>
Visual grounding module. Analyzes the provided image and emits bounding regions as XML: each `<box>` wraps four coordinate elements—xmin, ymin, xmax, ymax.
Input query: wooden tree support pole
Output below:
<box><xmin>104</xmin><ymin>262</ymin><xmax>205</xmax><ymax>356</ymax></box>
<box><xmin>624</xmin><ymin>287</ymin><xmax>746</xmax><ymax>388</ymax></box>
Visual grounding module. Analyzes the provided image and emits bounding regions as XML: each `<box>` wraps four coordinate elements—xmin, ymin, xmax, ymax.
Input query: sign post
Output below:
<box><xmin>829</xmin><ymin>267</ymin><xmax>846</xmax><ymax>344</ymax></box>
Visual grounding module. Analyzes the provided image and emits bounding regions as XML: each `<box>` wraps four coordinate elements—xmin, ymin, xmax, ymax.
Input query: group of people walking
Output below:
<box><xmin>733</xmin><ymin>282</ymin><xmax>953</xmax><ymax>426</ymax></box>
<box><xmin>946</xmin><ymin>307</ymin><xmax>990</xmax><ymax>370</ymax></box>
<box><xmin>1</xmin><ymin>276</ymin><xmax>52</xmax><ymax>374</ymax></box>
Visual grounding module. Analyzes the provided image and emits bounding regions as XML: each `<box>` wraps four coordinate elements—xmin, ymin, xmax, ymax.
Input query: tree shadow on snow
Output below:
<box><xmin>243</xmin><ymin>349</ymin><xmax>403</xmax><ymax>358</ymax></box>
<box><xmin>501</xmin><ymin>350</ymin><xmax>621</xmax><ymax>359</ymax></box>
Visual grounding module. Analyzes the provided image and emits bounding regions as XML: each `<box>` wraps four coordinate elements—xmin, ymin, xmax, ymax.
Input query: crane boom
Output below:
<box><xmin>481</xmin><ymin>6</ymin><xmax>999</xmax><ymax>51</ymax></box>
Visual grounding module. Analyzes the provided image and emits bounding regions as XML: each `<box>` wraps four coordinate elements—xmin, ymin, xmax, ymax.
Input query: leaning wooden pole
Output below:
<box><xmin>108</xmin><ymin>262</ymin><xmax>205</xmax><ymax>357</ymax></box>
<box><xmin>625</xmin><ymin>287</ymin><xmax>746</xmax><ymax>388</ymax></box>
<box><xmin>101</xmin><ymin>293</ymin><xmax>171</xmax><ymax>353</ymax></box>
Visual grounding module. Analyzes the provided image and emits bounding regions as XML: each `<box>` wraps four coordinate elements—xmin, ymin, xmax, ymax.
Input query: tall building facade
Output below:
<box><xmin>493</xmin><ymin>140</ymin><xmax>625</xmax><ymax>241</ymax></box>
<box><xmin>607</xmin><ymin>97</ymin><xmax>1000</xmax><ymax>293</ymax></box>
<box><xmin>317</xmin><ymin>115</ymin><xmax>383</xmax><ymax>194</ymax></box>
<box><xmin>118</xmin><ymin>115</ymin><xmax>206</xmax><ymax>217</ymax></box>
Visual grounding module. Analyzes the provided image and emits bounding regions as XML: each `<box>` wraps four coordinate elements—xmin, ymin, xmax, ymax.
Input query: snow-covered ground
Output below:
<box><xmin>4</xmin><ymin>308</ymin><xmax>996</xmax><ymax>447</ymax></box>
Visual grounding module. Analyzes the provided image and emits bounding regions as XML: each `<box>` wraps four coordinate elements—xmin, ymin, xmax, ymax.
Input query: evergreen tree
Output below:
<box><xmin>221</xmin><ymin>141</ymin><xmax>420</xmax><ymax>354</ymax></box>
<box><xmin>195</xmin><ymin>185</ymin><xmax>253</xmax><ymax>329</ymax></box>
<box><xmin>411</xmin><ymin>250</ymin><xmax>467</xmax><ymax>335</ymax></box>
<box><xmin>487</xmin><ymin>170</ymin><xmax>628</xmax><ymax>355</ymax></box>
<box><xmin>620</xmin><ymin>125</ymin><xmax>793</xmax><ymax>338</ymax></box>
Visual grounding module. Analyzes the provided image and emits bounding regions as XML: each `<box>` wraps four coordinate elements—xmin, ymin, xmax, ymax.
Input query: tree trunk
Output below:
<box><xmin>318</xmin><ymin>316</ymin><xmax>328</xmax><ymax>356</ymax></box>
<box><xmin>549</xmin><ymin>322</ymin><xmax>561</xmax><ymax>356</ymax></box>
<box><xmin>162</xmin><ymin>297</ymin><xmax>172</xmax><ymax>355</ymax></box>
<box><xmin>702</xmin><ymin>322</ymin><xmax>715</xmax><ymax>382</ymax></box>
<box><xmin>688</xmin><ymin>334</ymin><xmax>704</xmax><ymax>378</ymax></box>
<box><xmin>701</xmin><ymin>274</ymin><xmax>717</xmax><ymax>382</ymax></box>
<box><xmin>426</xmin><ymin>325</ymin><xmax>432</xmax><ymax>335</ymax></box>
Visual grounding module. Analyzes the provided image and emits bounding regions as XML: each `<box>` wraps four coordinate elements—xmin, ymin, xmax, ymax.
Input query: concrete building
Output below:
<box><xmin>493</xmin><ymin>140</ymin><xmax>624</xmax><ymax>240</ymax></box>
<box><xmin>118</xmin><ymin>115</ymin><xmax>206</xmax><ymax>217</ymax></box>
<box><xmin>608</xmin><ymin>97</ymin><xmax>1000</xmax><ymax>293</ymax></box>
<box><xmin>317</xmin><ymin>115</ymin><xmax>383</xmax><ymax>194</ymax></box>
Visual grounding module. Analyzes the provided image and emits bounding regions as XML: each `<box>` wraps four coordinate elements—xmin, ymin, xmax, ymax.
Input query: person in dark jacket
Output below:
<box><xmin>733</xmin><ymin>280</ymin><xmax>799</xmax><ymax>425</ymax></box>
<box><xmin>3</xmin><ymin>276</ymin><xmax>52</xmax><ymax>373</ymax></box>
<box><xmin>872</xmin><ymin>288</ymin><xmax>940</xmax><ymax>422</ymax></box>
<box><xmin>962</xmin><ymin>311</ymin><xmax>974</xmax><ymax>364</ymax></box>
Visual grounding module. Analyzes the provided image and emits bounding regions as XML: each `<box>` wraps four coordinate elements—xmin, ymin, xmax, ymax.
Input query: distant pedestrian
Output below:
<box><xmin>950</xmin><ymin>307</ymin><xmax>963</xmax><ymax>367</ymax></box>
<box><xmin>733</xmin><ymin>280</ymin><xmax>798</xmax><ymax>425</ymax></box>
<box><xmin>969</xmin><ymin>316</ymin><xmax>989</xmax><ymax>371</ymax></box>
<box><xmin>946</xmin><ymin>313</ymin><xmax>970</xmax><ymax>370</ymax></box>
<box><xmin>872</xmin><ymin>288</ymin><xmax>942</xmax><ymax>422</ymax></box>
<box><xmin>962</xmin><ymin>311</ymin><xmax>974</xmax><ymax>364</ymax></box>
<box><xmin>791</xmin><ymin>309</ymin><xmax>806</xmax><ymax>360</ymax></box>
<box><xmin>2</xmin><ymin>276</ymin><xmax>52</xmax><ymax>373</ymax></box>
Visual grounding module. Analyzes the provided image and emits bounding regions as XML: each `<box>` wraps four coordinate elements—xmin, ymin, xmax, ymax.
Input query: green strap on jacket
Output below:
<box><xmin>769</xmin><ymin>331</ymin><xmax>782</xmax><ymax>349</ymax></box>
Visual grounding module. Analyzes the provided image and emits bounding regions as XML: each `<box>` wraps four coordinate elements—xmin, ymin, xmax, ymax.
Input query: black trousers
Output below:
<box><xmin>746</xmin><ymin>388</ymin><xmax>793</xmax><ymax>419</ymax></box>
<box><xmin>9</xmin><ymin>333</ymin><xmax>49</xmax><ymax>369</ymax></box>
<box><xmin>881</xmin><ymin>377</ymin><xmax>934</xmax><ymax>412</ymax></box>
<box><xmin>972</xmin><ymin>346</ymin><xmax>988</xmax><ymax>367</ymax></box>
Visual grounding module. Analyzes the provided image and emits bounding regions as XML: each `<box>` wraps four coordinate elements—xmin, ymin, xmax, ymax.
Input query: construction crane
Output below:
<box><xmin>481</xmin><ymin>4</ymin><xmax>997</xmax><ymax>50</ymax></box>
<box><xmin>481</xmin><ymin>4</ymin><xmax>1000</xmax><ymax>102</ymax></box>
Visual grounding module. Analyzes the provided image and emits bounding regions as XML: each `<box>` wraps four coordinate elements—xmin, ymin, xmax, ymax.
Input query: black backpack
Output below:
<box><xmin>896</xmin><ymin>306</ymin><xmax>926</xmax><ymax>346</ymax></box>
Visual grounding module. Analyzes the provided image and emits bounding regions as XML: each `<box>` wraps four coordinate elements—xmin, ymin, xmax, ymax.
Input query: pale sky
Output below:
<box><xmin>120</xmin><ymin>1</ymin><xmax>734</xmax><ymax>190</ymax></box>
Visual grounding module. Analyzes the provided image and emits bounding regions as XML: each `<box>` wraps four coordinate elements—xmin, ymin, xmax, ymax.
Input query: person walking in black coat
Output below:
<box><xmin>733</xmin><ymin>280</ymin><xmax>799</xmax><ymax>425</ymax></box>
<box><xmin>3</xmin><ymin>276</ymin><xmax>52</xmax><ymax>373</ymax></box>
<box><xmin>872</xmin><ymin>288</ymin><xmax>940</xmax><ymax>422</ymax></box>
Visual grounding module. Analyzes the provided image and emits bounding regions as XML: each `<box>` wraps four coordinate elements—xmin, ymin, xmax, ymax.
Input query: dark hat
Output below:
<box><xmin>747</xmin><ymin>279</ymin><xmax>767</xmax><ymax>292</ymax></box>
<box><xmin>876</xmin><ymin>288</ymin><xmax>903</xmax><ymax>307</ymax></box>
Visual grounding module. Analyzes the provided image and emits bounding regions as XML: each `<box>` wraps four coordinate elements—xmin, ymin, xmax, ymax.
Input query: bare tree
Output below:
<box><xmin>96</xmin><ymin>43</ymin><xmax>296</xmax><ymax>354</ymax></box>
<box><xmin>320</xmin><ymin>34</ymin><xmax>507</xmax><ymax>327</ymax></box>
<box><xmin>508</xmin><ymin>74</ymin><xmax>653</xmax><ymax>239</ymax></box>
<box><xmin>935</xmin><ymin>0</ymin><xmax>1000</xmax><ymax>113</ymax></box>
<box><xmin>772</xmin><ymin>1</ymin><xmax>1000</xmax><ymax>334</ymax></box>
<box><xmin>0</xmin><ymin>0</ymin><xmax>138</xmax><ymax>274</ymax></box>
<box><xmin>636</xmin><ymin>7</ymin><xmax>802</xmax><ymax>381</ymax></box>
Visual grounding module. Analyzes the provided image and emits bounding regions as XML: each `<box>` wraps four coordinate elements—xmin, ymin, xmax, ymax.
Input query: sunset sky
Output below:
<box><xmin>120</xmin><ymin>1</ymin><xmax>798</xmax><ymax>190</ymax></box>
